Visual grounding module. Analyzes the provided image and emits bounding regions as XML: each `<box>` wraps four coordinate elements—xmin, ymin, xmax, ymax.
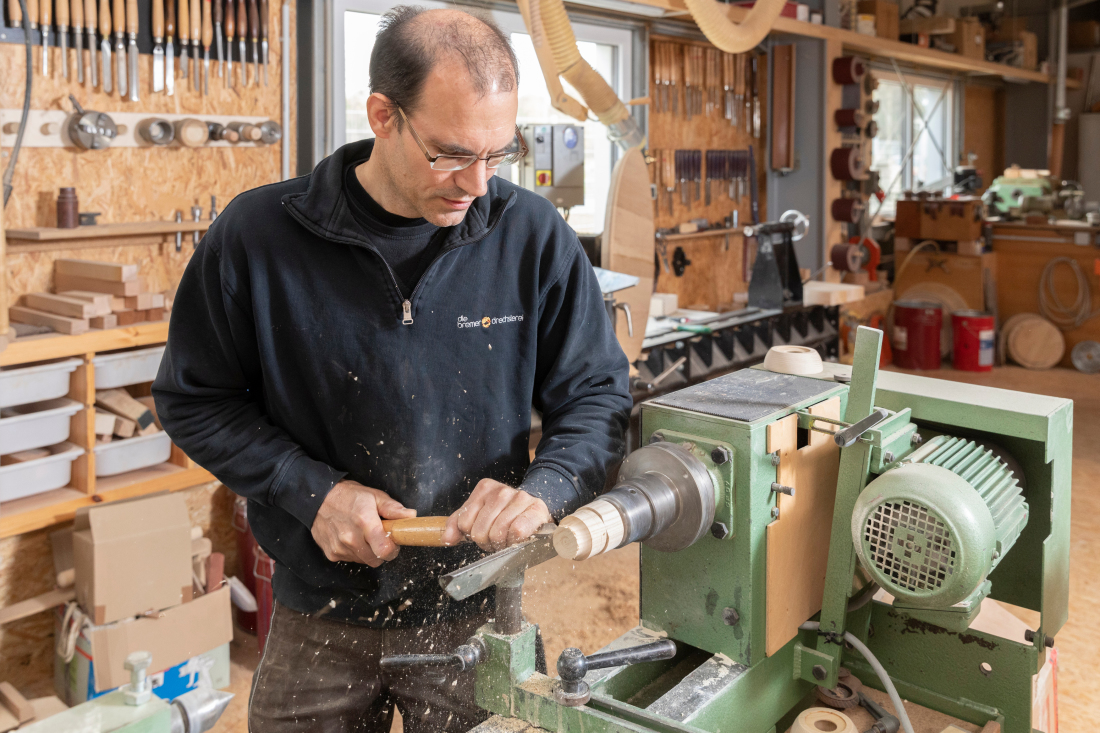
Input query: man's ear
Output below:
<box><xmin>367</xmin><ymin>93</ymin><xmax>399</xmax><ymax>140</ymax></box>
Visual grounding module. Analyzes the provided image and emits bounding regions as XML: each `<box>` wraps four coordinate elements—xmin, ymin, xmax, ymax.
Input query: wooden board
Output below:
<box><xmin>54</xmin><ymin>258</ymin><xmax>138</xmax><ymax>282</ymax></box>
<box><xmin>22</xmin><ymin>292</ymin><xmax>95</xmax><ymax>318</ymax></box>
<box><xmin>0</xmin><ymin>321</ymin><xmax>169</xmax><ymax>367</ymax></box>
<box><xmin>766</xmin><ymin>397</ymin><xmax>842</xmax><ymax>657</ymax></box>
<box><xmin>52</xmin><ymin>273</ymin><xmax>140</xmax><ymax>297</ymax></box>
<box><xmin>771</xmin><ymin>45</ymin><xmax>796</xmax><ymax>172</ymax></box>
<box><xmin>8</xmin><ymin>306</ymin><xmax>89</xmax><ymax>335</ymax></box>
<box><xmin>5</xmin><ymin>221</ymin><xmax>210</xmax><ymax>242</ymax></box>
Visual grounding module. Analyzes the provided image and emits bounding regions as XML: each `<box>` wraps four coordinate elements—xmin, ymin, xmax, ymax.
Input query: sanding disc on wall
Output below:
<box><xmin>830</xmin><ymin>147</ymin><xmax>865</xmax><ymax>181</ymax></box>
<box><xmin>830</xmin><ymin>243</ymin><xmax>864</xmax><ymax>272</ymax></box>
<box><xmin>832</xmin><ymin>56</ymin><xmax>866</xmax><ymax>85</ymax></box>
<box><xmin>831</xmin><ymin>198</ymin><xmax>865</xmax><ymax>223</ymax></box>
<box><xmin>834</xmin><ymin>108</ymin><xmax>866</xmax><ymax>128</ymax></box>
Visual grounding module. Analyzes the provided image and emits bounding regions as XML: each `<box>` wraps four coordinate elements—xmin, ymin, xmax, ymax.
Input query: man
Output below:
<box><xmin>152</xmin><ymin>6</ymin><xmax>631</xmax><ymax>732</ymax></box>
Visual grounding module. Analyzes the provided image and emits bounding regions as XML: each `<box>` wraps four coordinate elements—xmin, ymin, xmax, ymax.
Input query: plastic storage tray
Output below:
<box><xmin>0</xmin><ymin>398</ymin><xmax>83</xmax><ymax>455</ymax></box>
<box><xmin>94</xmin><ymin>431</ymin><xmax>172</xmax><ymax>476</ymax></box>
<box><xmin>0</xmin><ymin>442</ymin><xmax>84</xmax><ymax>502</ymax></box>
<box><xmin>0</xmin><ymin>358</ymin><xmax>83</xmax><ymax>409</ymax></box>
<box><xmin>94</xmin><ymin>346</ymin><xmax>167</xmax><ymax>390</ymax></box>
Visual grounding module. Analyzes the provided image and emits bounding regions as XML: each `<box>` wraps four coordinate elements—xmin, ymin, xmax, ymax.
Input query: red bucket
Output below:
<box><xmin>893</xmin><ymin>300</ymin><xmax>942</xmax><ymax>370</ymax></box>
<box><xmin>952</xmin><ymin>310</ymin><xmax>994</xmax><ymax>372</ymax></box>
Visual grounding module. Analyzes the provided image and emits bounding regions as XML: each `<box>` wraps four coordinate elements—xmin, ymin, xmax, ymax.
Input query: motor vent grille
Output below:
<box><xmin>863</xmin><ymin>499</ymin><xmax>956</xmax><ymax>593</ymax></box>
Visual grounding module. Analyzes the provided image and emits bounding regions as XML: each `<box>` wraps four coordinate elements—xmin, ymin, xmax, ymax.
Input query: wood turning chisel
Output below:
<box><xmin>681</xmin><ymin>44</ymin><xmax>692</xmax><ymax>121</ymax></box>
<box><xmin>201</xmin><ymin>0</ymin><xmax>211</xmax><ymax>95</ymax></box>
<box><xmin>40</xmin><ymin>0</ymin><xmax>51</xmax><ymax>76</ymax></box>
<box><xmin>677</xmin><ymin>150</ymin><xmax>688</xmax><ymax>206</ymax></box>
<box><xmin>165</xmin><ymin>0</ymin><xmax>175</xmax><ymax>94</ymax></box>
<box><xmin>693</xmin><ymin>149</ymin><xmax>701</xmax><ymax>202</ymax></box>
<box><xmin>113</xmin><ymin>0</ymin><xmax>126</xmax><ymax>96</ymax></box>
<box><xmin>260</xmin><ymin>0</ymin><xmax>267</xmax><ymax>84</ymax></box>
<box><xmin>99</xmin><ymin>0</ymin><xmax>112</xmax><ymax>92</ymax></box>
<box><xmin>247</xmin><ymin>0</ymin><xmax>257</xmax><ymax>86</ymax></box>
<box><xmin>235</xmin><ymin>0</ymin><xmax>245</xmax><ymax>86</ymax></box>
<box><xmin>704</xmin><ymin>150</ymin><xmax>712</xmax><ymax>206</ymax></box>
<box><xmin>178</xmin><ymin>0</ymin><xmax>189</xmax><ymax>86</ymax></box>
<box><xmin>189</xmin><ymin>0</ymin><xmax>200</xmax><ymax>91</ymax></box>
<box><xmin>58</xmin><ymin>0</ymin><xmax>71</xmax><ymax>79</ymax></box>
<box><xmin>84</xmin><ymin>0</ymin><xmax>97</xmax><ymax>87</ymax></box>
<box><xmin>669</xmin><ymin>42</ymin><xmax>678</xmax><ymax>115</ymax></box>
<box><xmin>214</xmin><ymin>0</ymin><xmax>223</xmax><ymax>77</ymax></box>
<box><xmin>440</xmin><ymin>525</ymin><xmax>558</xmax><ymax>600</ymax></box>
<box><xmin>662</xmin><ymin>149</ymin><xmax>675</xmax><ymax>216</ymax></box>
<box><xmin>223</xmin><ymin>0</ymin><xmax>233</xmax><ymax>87</ymax></box>
<box><xmin>71</xmin><ymin>0</ymin><xmax>84</xmax><ymax>83</ymax></box>
<box><xmin>152</xmin><ymin>0</ymin><xmax>164</xmax><ymax>92</ymax></box>
<box><xmin>126</xmin><ymin>0</ymin><xmax>138</xmax><ymax>100</ymax></box>
<box><xmin>751</xmin><ymin>54</ymin><xmax>760</xmax><ymax>138</ymax></box>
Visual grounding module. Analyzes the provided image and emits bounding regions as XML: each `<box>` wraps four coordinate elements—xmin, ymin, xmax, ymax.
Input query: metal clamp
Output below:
<box><xmin>554</xmin><ymin>639</ymin><xmax>677</xmax><ymax>707</ymax></box>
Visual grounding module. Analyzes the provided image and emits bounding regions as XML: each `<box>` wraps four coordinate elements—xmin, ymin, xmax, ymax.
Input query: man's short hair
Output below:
<box><xmin>370</xmin><ymin>6</ymin><xmax>519</xmax><ymax>126</ymax></box>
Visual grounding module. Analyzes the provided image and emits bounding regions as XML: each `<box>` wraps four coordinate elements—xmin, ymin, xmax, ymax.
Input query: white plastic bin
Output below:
<box><xmin>0</xmin><ymin>398</ymin><xmax>83</xmax><ymax>455</ymax></box>
<box><xmin>93</xmin><ymin>346</ymin><xmax>167</xmax><ymax>389</ymax></box>
<box><xmin>0</xmin><ymin>442</ymin><xmax>84</xmax><ymax>502</ymax></box>
<box><xmin>94</xmin><ymin>431</ymin><xmax>172</xmax><ymax>476</ymax></box>
<box><xmin>0</xmin><ymin>358</ymin><xmax>83</xmax><ymax>409</ymax></box>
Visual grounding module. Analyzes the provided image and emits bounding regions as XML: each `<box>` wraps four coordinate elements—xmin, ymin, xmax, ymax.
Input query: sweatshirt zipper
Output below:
<box><xmin>402</xmin><ymin>300</ymin><xmax>413</xmax><ymax>325</ymax></box>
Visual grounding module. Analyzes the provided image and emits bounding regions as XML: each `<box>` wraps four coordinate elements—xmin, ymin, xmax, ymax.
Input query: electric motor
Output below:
<box><xmin>851</xmin><ymin>436</ymin><xmax>1028</xmax><ymax>610</ymax></box>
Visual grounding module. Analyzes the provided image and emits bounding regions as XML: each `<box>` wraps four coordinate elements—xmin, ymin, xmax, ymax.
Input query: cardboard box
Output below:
<box><xmin>54</xmin><ymin>586</ymin><xmax>233</xmax><ymax>703</ymax></box>
<box><xmin>858</xmin><ymin>0</ymin><xmax>899</xmax><ymax>40</ymax></box>
<box><xmin>950</xmin><ymin>17</ymin><xmax>986</xmax><ymax>60</ymax></box>
<box><xmin>72</xmin><ymin>493</ymin><xmax>193</xmax><ymax>625</ymax></box>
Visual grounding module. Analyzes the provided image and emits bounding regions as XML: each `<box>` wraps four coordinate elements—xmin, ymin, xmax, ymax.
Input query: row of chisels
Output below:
<box><xmin>3</xmin><ymin>0</ymin><xmax>269</xmax><ymax>96</ymax></box>
<box><xmin>655</xmin><ymin>149</ymin><xmax>753</xmax><ymax>214</ymax></box>
<box><xmin>651</xmin><ymin>41</ymin><xmax>761</xmax><ymax>137</ymax></box>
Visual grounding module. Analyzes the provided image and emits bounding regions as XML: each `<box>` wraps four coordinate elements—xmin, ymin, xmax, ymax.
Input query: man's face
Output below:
<box><xmin>378</xmin><ymin>65</ymin><xmax>519</xmax><ymax>227</ymax></box>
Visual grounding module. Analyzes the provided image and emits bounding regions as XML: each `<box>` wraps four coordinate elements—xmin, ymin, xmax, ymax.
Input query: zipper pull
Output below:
<box><xmin>402</xmin><ymin>300</ymin><xmax>414</xmax><ymax>325</ymax></box>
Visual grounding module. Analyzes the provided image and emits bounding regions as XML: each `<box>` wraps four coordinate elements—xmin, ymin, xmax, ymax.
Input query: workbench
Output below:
<box><xmin>989</xmin><ymin>221</ymin><xmax>1100</xmax><ymax>369</ymax></box>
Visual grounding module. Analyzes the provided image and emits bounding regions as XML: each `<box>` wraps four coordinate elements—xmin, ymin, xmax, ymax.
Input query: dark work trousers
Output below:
<box><xmin>249</xmin><ymin>602</ymin><xmax>492</xmax><ymax>733</ymax></box>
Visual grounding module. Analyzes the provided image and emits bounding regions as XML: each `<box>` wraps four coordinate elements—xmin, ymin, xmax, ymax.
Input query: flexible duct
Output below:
<box><xmin>683</xmin><ymin>0</ymin><xmax>787</xmax><ymax>55</ymax></box>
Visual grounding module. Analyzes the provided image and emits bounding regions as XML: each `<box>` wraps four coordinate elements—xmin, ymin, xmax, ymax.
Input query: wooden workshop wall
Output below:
<box><xmin>963</xmin><ymin>83</ymin><xmax>1005</xmax><ymax>194</ymax></box>
<box><xmin>647</xmin><ymin>35</ymin><xmax>768</xmax><ymax>311</ymax></box>
<box><xmin>1</xmin><ymin>2</ymin><xmax>295</xmax><ymax>305</ymax></box>
<box><xmin>0</xmin><ymin>4</ymin><xmax>295</xmax><ymax>698</ymax></box>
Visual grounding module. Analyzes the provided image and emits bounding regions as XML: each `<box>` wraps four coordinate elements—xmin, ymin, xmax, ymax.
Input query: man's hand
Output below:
<box><xmin>311</xmin><ymin>480</ymin><xmax>417</xmax><ymax>567</ymax></box>
<box><xmin>441</xmin><ymin>479</ymin><xmax>552</xmax><ymax>551</ymax></box>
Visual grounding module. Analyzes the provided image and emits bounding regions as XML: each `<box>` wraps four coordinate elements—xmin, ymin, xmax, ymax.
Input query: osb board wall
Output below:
<box><xmin>1</xmin><ymin>2</ymin><xmax>295</xmax><ymax>306</ymax></box>
<box><xmin>647</xmin><ymin>35</ymin><xmax>768</xmax><ymax>311</ymax></box>
<box><xmin>963</xmin><ymin>83</ymin><xmax>1005</xmax><ymax>195</ymax></box>
<box><xmin>0</xmin><ymin>481</ymin><xmax>240</xmax><ymax>698</ymax></box>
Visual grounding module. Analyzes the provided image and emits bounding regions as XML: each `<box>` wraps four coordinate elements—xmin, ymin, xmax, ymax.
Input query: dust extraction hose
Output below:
<box><xmin>682</xmin><ymin>0</ymin><xmax>787</xmax><ymax>54</ymax></box>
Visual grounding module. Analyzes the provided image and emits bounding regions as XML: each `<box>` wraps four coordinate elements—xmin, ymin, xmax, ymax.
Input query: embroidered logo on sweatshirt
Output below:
<box><xmin>457</xmin><ymin>314</ymin><xmax>524</xmax><ymax>329</ymax></box>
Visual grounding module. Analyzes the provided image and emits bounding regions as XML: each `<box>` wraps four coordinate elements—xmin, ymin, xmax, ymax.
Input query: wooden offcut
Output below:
<box><xmin>96</xmin><ymin>389</ymin><xmax>155</xmax><ymax>429</ymax></box>
<box><xmin>8</xmin><ymin>306</ymin><xmax>89</xmax><ymax>335</ymax></box>
<box><xmin>90</xmin><ymin>314</ymin><xmax>119</xmax><ymax>329</ymax></box>
<box><xmin>54</xmin><ymin>259</ymin><xmax>138</xmax><ymax>282</ymax></box>
<box><xmin>765</xmin><ymin>397</ymin><xmax>842</xmax><ymax>656</ymax></box>
<box><xmin>22</xmin><ymin>293</ymin><xmax>95</xmax><ymax>318</ymax></box>
<box><xmin>57</xmin><ymin>291</ymin><xmax>113</xmax><ymax>314</ymax></box>
<box><xmin>124</xmin><ymin>292</ymin><xmax>165</xmax><ymax>310</ymax></box>
<box><xmin>54</xmin><ymin>273</ymin><xmax>140</xmax><ymax>297</ymax></box>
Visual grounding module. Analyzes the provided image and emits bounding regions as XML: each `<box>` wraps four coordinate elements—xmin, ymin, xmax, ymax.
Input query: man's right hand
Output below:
<box><xmin>311</xmin><ymin>480</ymin><xmax>417</xmax><ymax>567</ymax></box>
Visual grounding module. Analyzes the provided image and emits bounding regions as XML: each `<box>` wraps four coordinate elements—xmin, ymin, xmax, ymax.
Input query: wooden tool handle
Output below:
<box><xmin>40</xmin><ymin>0</ymin><xmax>51</xmax><ymax>26</ymax></box>
<box><xmin>381</xmin><ymin>516</ymin><xmax>453</xmax><ymax>547</ymax></box>
<box><xmin>223</xmin><ymin>0</ymin><xmax>232</xmax><ymax>38</ymax></box>
<box><xmin>189</xmin><ymin>0</ymin><xmax>199</xmax><ymax>40</ymax></box>
<box><xmin>84</xmin><ymin>0</ymin><xmax>95</xmax><ymax>28</ymax></box>
<box><xmin>70</xmin><ymin>0</ymin><xmax>83</xmax><ymax>28</ymax></box>
<box><xmin>212</xmin><ymin>0</ymin><xmax>219</xmax><ymax>23</ymax></box>
<box><xmin>99</xmin><ymin>0</ymin><xmax>110</xmax><ymax>36</ymax></box>
<box><xmin>177</xmin><ymin>0</ymin><xmax>187</xmax><ymax>40</ymax></box>
<box><xmin>258</xmin><ymin>0</ymin><xmax>265</xmax><ymax>40</ymax></box>
<box><xmin>25</xmin><ymin>0</ymin><xmax>37</xmax><ymax>26</ymax></box>
<box><xmin>201</xmin><ymin>0</ymin><xmax>210</xmax><ymax>47</ymax></box>
<box><xmin>152</xmin><ymin>0</ymin><xmax>163</xmax><ymax>37</ymax></box>
<box><xmin>165</xmin><ymin>0</ymin><xmax>174</xmax><ymax>36</ymax></box>
<box><xmin>112</xmin><ymin>0</ymin><xmax>123</xmax><ymax>32</ymax></box>
<box><xmin>8</xmin><ymin>0</ymin><xmax>22</xmax><ymax>28</ymax></box>
<box><xmin>235</xmin><ymin>0</ymin><xmax>244</xmax><ymax>40</ymax></box>
<box><xmin>247</xmin><ymin>0</ymin><xmax>256</xmax><ymax>39</ymax></box>
<box><xmin>57</xmin><ymin>0</ymin><xmax>69</xmax><ymax>27</ymax></box>
<box><xmin>125</xmin><ymin>0</ymin><xmax>135</xmax><ymax>33</ymax></box>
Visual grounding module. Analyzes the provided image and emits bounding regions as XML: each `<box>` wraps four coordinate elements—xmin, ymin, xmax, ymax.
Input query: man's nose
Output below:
<box><xmin>454</xmin><ymin>159</ymin><xmax>493</xmax><ymax>199</ymax></box>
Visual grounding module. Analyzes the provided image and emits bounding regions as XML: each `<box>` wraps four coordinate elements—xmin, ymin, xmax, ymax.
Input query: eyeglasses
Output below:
<box><xmin>397</xmin><ymin>107</ymin><xmax>527</xmax><ymax>172</ymax></box>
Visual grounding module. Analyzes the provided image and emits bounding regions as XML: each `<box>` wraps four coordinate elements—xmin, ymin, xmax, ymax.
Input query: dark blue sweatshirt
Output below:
<box><xmin>152</xmin><ymin>139</ymin><xmax>632</xmax><ymax>626</ymax></box>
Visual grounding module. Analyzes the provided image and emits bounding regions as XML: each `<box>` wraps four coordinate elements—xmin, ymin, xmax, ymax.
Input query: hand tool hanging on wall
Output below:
<box><xmin>58</xmin><ymin>0</ymin><xmax>71</xmax><ymax>79</ymax></box>
<box><xmin>751</xmin><ymin>54</ymin><xmax>760</xmax><ymax>138</ymax></box>
<box><xmin>652</xmin><ymin>43</ymin><xmax>664</xmax><ymax>113</ymax></box>
<box><xmin>126</xmin><ymin>0</ymin><xmax>137</xmax><ymax>100</ymax></box>
<box><xmin>676</xmin><ymin>150</ymin><xmax>688</xmax><ymax>206</ymax></box>
<box><xmin>112</xmin><ymin>0</ymin><xmax>126</xmax><ymax>96</ymax></box>
<box><xmin>248</xmin><ymin>0</ymin><xmax>258</xmax><ymax>86</ymax></box>
<box><xmin>40</xmin><ymin>0</ymin><xmax>52</xmax><ymax>76</ymax></box>
<box><xmin>177</xmin><ymin>0</ymin><xmax>188</xmax><ymax>84</ymax></box>
<box><xmin>691</xmin><ymin>149</ymin><xmax>701</xmax><ymax>202</ymax></box>
<box><xmin>165</xmin><ymin>0</ymin><xmax>175</xmax><ymax>94</ymax></box>
<box><xmin>99</xmin><ymin>0</ymin><xmax>112</xmax><ymax>92</ymax></box>
<box><xmin>704</xmin><ymin>150</ymin><xmax>713</xmax><ymax>205</ymax></box>
<box><xmin>681</xmin><ymin>45</ymin><xmax>693</xmax><ymax>121</ymax></box>
<box><xmin>71</xmin><ymin>0</ymin><xmax>84</xmax><ymax>82</ymax></box>
<box><xmin>235</xmin><ymin>0</ymin><xmax>245</xmax><ymax>86</ymax></box>
<box><xmin>669</xmin><ymin>43</ymin><xmax>679</xmax><ymax>114</ymax></box>
<box><xmin>661</xmin><ymin>149</ymin><xmax>675</xmax><ymax>216</ymax></box>
<box><xmin>83</xmin><ymin>0</ymin><xmax>97</xmax><ymax>86</ymax></box>
<box><xmin>214</xmin><ymin>0</ymin><xmax>223</xmax><ymax>77</ymax></box>
<box><xmin>722</xmin><ymin>52</ymin><xmax>733</xmax><ymax>123</ymax></box>
<box><xmin>201</xmin><ymin>0</ymin><xmax>211</xmax><ymax>94</ymax></box>
<box><xmin>152</xmin><ymin>0</ymin><xmax>164</xmax><ymax>91</ymax></box>
<box><xmin>748</xmin><ymin>144</ymin><xmax>759</xmax><ymax>223</ymax></box>
<box><xmin>260</xmin><ymin>0</ymin><xmax>267</xmax><ymax>84</ymax></box>
<box><xmin>223</xmin><ymin>0</ymin><xmax>233</xmax><ymax>87</ymax></box>
<box><xmin>733</xmin><ymin>54</ymin><xmax>743</xmax><ymax>128</ymax></box>
<box><xmin>189</xmin><ymin>0</ymin><xmax>200</xmax><ymax>91</ymax></box>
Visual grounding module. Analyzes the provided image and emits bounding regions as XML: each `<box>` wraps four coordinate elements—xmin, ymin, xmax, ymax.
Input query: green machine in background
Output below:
<box><xmin>385</xmin><ymin>327</ymin><xmax>1071</xmax><ymax>733</ymax></box>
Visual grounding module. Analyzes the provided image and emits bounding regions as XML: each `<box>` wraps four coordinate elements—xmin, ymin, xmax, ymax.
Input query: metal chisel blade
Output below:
<box><xmin>116</xmin><ymin>35</ymin><xmax>127</xmax><ymax>96</ymax></box>
<box><xmin>261</xmin><ymin>39</ymin><xmax>267</xmax><ymax>85</ymax></box>
<box><xmin>166</xmin><ymin>39</ymin><xmax>175</xmax><ymax>95</ymax></box>
<box><xmin>216</xmin><ymin>31</ymin><xmax>223</xmax><ymax>76</ymax></box>
<box><xmin>238</xmin><ymin>38</ymin><xmax>245</xmax><ymax>84</ymax></box>
<box><xmin>101</xmin><ymin>38</ymin><xmax>113</xmax><ymax>92</ymax></box>
<box><xmin>128</xmin><ymin>37</ymin><xmax>139</xmax><ymax>100</ymax></box>
<box><xmin>61</xmin><ymin>33</ymin><xmax>70</xmax><ymax>79</ymax></box>
<box><xmin>153</xmin><ymin>43</ymin><xmax>164</xmax><ymax>91</ymax></box>
<box><xmin>439</xmin><ymin>525</ymin><xmax>558</xmax><ymax>600</ymax></box>
<box><xmin>88</xmin><ymin>31</ymin><xmax>98</xmax><ymax>87</ymax></box>
<box><xmin>75</xmin><ymin>32</ymin><xmax>84</xmax><ymax>83</ymax></box>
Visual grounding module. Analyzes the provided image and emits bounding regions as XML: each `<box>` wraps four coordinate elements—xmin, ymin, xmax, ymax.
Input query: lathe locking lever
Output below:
<box><xmin>379</xmin><ymin>636</ymin><xmax>489</xmax><ymax>674</ymax></box>
<box><xmin>554</xmin><ymin>639</ymin><xmax>677</xmax><ymax>707</ymax></box>
<box><xmin>800</xmin><ymin>407</ymin><xmax>892</xmax><ymax>448</ymax></box>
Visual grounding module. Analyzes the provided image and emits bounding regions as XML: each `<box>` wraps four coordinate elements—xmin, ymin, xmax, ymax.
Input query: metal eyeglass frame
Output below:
<box><xmin>397</xmin><ymin>107</ymin><xmax>527</xmax><ymax>172</ymax></box>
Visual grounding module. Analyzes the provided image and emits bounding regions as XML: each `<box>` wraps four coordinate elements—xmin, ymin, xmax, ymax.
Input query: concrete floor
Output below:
<box><xmin>210</xmin><ymin>365</ymin><xmax>1099</xmax><ymax>733</ymax></box>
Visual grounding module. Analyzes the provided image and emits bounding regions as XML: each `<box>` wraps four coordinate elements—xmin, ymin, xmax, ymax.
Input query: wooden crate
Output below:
<box><xmin>858</xmin><ymin>0</ymin><xmax>899</xmax><ymax>40</ymax></box>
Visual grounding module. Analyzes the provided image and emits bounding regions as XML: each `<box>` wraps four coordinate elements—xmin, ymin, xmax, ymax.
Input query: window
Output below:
<box><xmin>870</xmin><ymin>72</ymin><xmax>956</xmax><ymax>218</ymax></box>
<box><xmin>331</xmin><ymin>0</ymin><xmax>634</xmax><ymax>234</ymax></box>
